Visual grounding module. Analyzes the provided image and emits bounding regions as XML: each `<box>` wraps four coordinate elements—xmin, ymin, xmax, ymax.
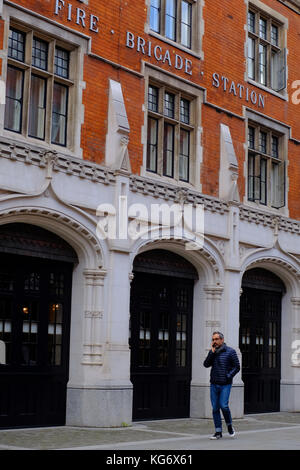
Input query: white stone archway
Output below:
<box><xmin>128</xmin><ymin>234</ymin><xmax>228</xmax><ymax>419</ymax></box>
<box><xmin>240</xmin><ymin>251</ymin><xmax>300</xmax><ymax>412</ymax></box>
<box><xmin>0</xmin><ymin>203</ymin><xmax>119</xmax><ymax>425</ymax></box>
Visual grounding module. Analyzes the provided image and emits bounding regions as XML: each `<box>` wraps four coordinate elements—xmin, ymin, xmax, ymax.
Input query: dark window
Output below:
<box><xmin>4</xmin><ymin>65</ymin><xmax>24</xmax><ymax>133</ymax></box>
<box><xmin>164</xmin><ymin>92</ymin><xmax>175</xmax><ymax>118</ymax></box>
<box><xmin>5</xmin><ymin>27</ymin><xmax>73</xmax><ymax>148</ymax></box>
<box><xmin>8</xmin><ymin>28</ymin><xmax>25</xmax><ymax>61</ymax></box>
<box><xmin>147</xmin><ymin>117</ymin><xmax>158</xmax><ymax>172</ymax></box>
<box><xmin>148</xmin><ymin>85</ymin><xmax>159</xmax><ymax>112</ymax></box>
<box><xmin>247</xmin><ymin>124</ymin><xmax>285</xmax><ymax>208</ymax></box>
<box><xmin>51</xmin><ymin>83</ymin><xmax>68</xmax><ymax>146</ymax></box>
<box><xmin>32</xmin><ymin>38</ymin><xmax>48</xmax><ymax>70</ymax></box>
<box><xmin>163</xmin><ymin>122</ymin><xmax>174</xmax><ymax>177</ymax></box>
<box><xmin>28</xmin><ymin>75</ymin><xmax>46</xmax><ymax>140</ymax></box>
<box><xmin>54</xmin><ymin>47</ymin><xmax>69</xmax><ymax>79</ymax></box>
<box><xmin>180</xmin><ymin>98</ymin><xmax>190</xmax><ymax>124</ymax></box>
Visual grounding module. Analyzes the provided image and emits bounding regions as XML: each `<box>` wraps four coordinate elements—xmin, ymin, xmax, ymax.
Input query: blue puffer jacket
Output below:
<box><xmin>203</xmin><ymin>343</ymin><xmax>240</xmax><ymax>385</ymax></box>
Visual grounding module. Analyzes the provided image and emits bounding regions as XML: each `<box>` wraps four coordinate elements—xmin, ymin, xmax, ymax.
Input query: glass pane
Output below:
<box><xmin>150</xmin><ymin>0</ymin><xmax>160</xmax><ymax>32</ymax></box>
<box><xmin>29</xmin><ymin>75</ymin><xmax>46</xmax><ymax>139</ymax></box>
<box><xmin>176</xmin><ymin>312</ymin><xmax>187</xmax><ymax>367</ymax></box>
<box><xmin>158</xmin><ymin>312</ymin><xmax>169</xmax><ymax>367</ymax></box>
<box><xmin>163</xmin><ymin>123</ymin><xmax>174</xmax><ymax>177</ymax></box>
<box><xmin>51</xmin><ymin>83</ymin><xmax>68</xmax><ymax>146</ymax></box>
<box><xmin>248</xmin><ymin>153</ymin><xmax>256</xmax><ymax>200</ymax></box>
<box><xmin>24</xmin><ymin>272</ymin><xmax>40</xmax><ymax>292</ymax></box>
<box><xmin>259</xmin><ymin>131</ymin><xmax>267</xmax><ymax>153</ymax></box>
<box><xmin>248</xmin><ymin>37</ymin><xmax>255</xmax><ymax>80</ymax></box>
<box><xmin>271</xmin><ymin>162</ymin><xmax>279</xmax><ymax>207</ymax></box>
<box><xmin>165</xmin><ymin>0</ymin><xmax>176</xmax><ymax>41</ymax></box>
<box><xmin>272</xmin><ymin>135</ymin><xmax>279</xmax><ymax>158</ymax></box>
<box><xmin>255</xmin><ymin>326</ymin><xmax>264</xmax><ymax>368</ymax></box>
<box><xmin>260</xmin><ymin>158</ymin><xmax>267</xmax><ymax>204</ymax></box>
<box><xmin>138</xmin><ymin>311</ymin><xmax>151</xmax><ymax>366</ymax></box>
<box><xmin>32</xmin><ymin>37</ymin><xmax>48</xmax><ymax>70</ymax></box>
<box><xmin>180</xmin><ymin>98</ymin><xmax>190</xmax><ymax>124</ymax></box>
<box><xmin>240</xmin><ymin>326</ymin><xmax>250</xmax><ymax>368</ymax></box>
<box><xmin>179</xmin><ymin>129</ymin><xmax>189</xmax><ymax>182</ymax></box>
<box><xmin>147</xmin><ymin>117</ymin><xmax>158</xmax><ymax>172</ymax></box>
<box><xmin>259</xmin><ymin>18</ymin><xmax>267</xmax><ymax>39</ymax></box>
<box><xmin>164</xmin><ymin>92</ymin><xmax>175</xmax><ymax>118</ymax></box>
<box><xmin>0</xmin><ymin>298</ymin><xmax>13</xmax><ymax>365</ymax></box>
<box><xmin>268</xmin><ymin>321</ymin><xmax>277</xmax><ymax>368</ymax></box>
<box><xmin>49</xmin><ymin>272</ymin><xmax>65</xmax><ymax>297</ymax></box>
<box><xmin>8</xmin><ymin>28</ymin><xmax>25</xmax><ymax>62</ymax></box>
<box><xmin>21</xmin><ymin>301</ymin><xmax>39</xmax><ymax>365</ymax></box>
<box><xmin>54</xmin><ymin>47</ymin><xmax>69</xmax><ymax>79</ymax></box>
<box><xmin>271</xmin><ymin>24</ymin><xmax>278</xmax><ymax>46</ymax></box>
<box><xmin>148</xmin><ymin>85</ymin><xmax>158</xmax><ymax>112</ymax></box>
<box><xmin>4</xmin><ymin>66</ymin><xmax>24</xmax><ymax>132</ymax></box>
<box><xmin>181</xmin><ymin>1</ymin><xmax>191</xmax><ymax>48</ymax></box>
<box><xmin>248</xmin><ymin>11</ymin><xmax>255</xmax><ymax>33</ymax></box>
<box><xmin>248</xmin><ymin>126</ymin><xmax>255</xmax><ymax>149</ymax></box>
<box><xmin>48</xmin><ymin>303</ymin><xmax>63</xmax><ymax>366</ymax></box>
<box><xmin>259</xmin><ymin>44</ymin><xmax>267</xmax><ymax>85</ymax></box>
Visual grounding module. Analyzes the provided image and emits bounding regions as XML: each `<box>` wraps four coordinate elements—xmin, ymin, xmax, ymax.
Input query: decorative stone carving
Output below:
<box><xmin>82</xmin><ymin>269</ymin><xmax>107</xmax><ymax>366</ymax></box>
<box><xmin>219</xmin><ymin>123</ymin><xmax>240</xmax><ymax>203</ymax></box>
<box><xmin>105</xmin><ymin>79</ymin><xmax>131</xmax><ymax>172</ymax></box>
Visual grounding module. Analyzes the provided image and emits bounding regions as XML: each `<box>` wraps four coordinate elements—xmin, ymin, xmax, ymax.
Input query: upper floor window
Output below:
<box><xmin>5</xmin><ymin>26</ymin><xmax>74</xmax><ymax>147</ymax></box>
<box><xmin>247</xmin><ymin>8</ymin><xmax>286</xmax><ymax>92</ymax></box>
<box><xmin>150</xmin><ymin>0</ymin><xmax>193</xmax><ymax>49</ymax></box>
<box><xmin>146</xmin><ymin>82</ymin><xmax>194</xmax><ymax>182</ymax></box>
<box><xmin>247</xmin><ymin>122</ymin><xmax>285</xmax><ymax>209</ymax></box>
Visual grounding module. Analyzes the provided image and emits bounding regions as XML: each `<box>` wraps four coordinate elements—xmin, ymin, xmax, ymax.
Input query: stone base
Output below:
<box><xmin>66</xmin><ymin>385</ymin><xmax>133</xmax><ymax>427</ymax></box>
<box><xmin>281</xmin><ymin>382</ymin><xmax>300</xmax><ymax>411</ymax></box>
<box><xmin>190</xmin><ymin>384</ymin><xmax>244</xmax><ymax>419</ymax></box>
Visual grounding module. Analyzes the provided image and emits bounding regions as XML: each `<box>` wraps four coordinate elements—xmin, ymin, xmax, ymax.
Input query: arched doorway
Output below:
<box><xmin>130</xmin><ymin>249</ymin><xmax>198</xmax><ymax>420</ymax></box>
<box><xmin>0</xmin><ymin>223</ymin><xmax>77</xmax><ymax>428</ymax></box>
<box><xmin>239</xmin><ymin>268</ymin><xmax>285</xmax><ymax>413</ymax></box>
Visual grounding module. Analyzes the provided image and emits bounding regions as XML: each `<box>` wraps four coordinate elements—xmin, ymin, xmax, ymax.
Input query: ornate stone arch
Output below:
<box><xmin>241</xmin><ymin>254</ymin><xmax>300</xmax><ymax>299</ymax></box>
<box><xmin>0</xmin><ymin>206</ymin><xmax>104</xmax><ymax>269</ymax></box>
<box><xmin>129</xmin><ymin>235</ymin><xmax>224</xmax><ymax>287</ymax></box>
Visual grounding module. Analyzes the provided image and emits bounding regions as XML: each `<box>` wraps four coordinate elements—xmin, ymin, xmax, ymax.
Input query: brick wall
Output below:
<box><xmin>3</xmin><ymin>0</ymin><xmax>300</xmax><ymax>218</ymax></box>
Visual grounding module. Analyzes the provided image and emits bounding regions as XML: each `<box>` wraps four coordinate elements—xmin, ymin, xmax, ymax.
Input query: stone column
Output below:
<box><xmin>190</xmin><ymin>284</ymin><xmax>223</xmax><ymax>418</ymax></box>
<box><xmin>66</xmin><ymin>256</ymin><xmax>133</xmax><ymax>427</ymax></box>
<box><xmin>222</xmin><ymin>268</ymin><xmax>244</xmax><ymax>418</ymax></box>
<box><xmin>281</xmin><ymin>296</ymin><xmax>300</xmax><ymax>411</ymax></box>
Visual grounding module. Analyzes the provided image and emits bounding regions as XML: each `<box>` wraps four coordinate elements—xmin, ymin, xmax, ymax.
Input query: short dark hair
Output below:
<box><xmin>212</xmin><ymin>331</ymin><xmax>224</xmax><ymax>340</ymax></box>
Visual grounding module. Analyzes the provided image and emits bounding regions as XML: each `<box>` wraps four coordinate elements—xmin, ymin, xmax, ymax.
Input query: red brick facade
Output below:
<box><xmin>3</xmin><ymin>0</ymin><xmax>300</xmax><ymax>217</ymax></box>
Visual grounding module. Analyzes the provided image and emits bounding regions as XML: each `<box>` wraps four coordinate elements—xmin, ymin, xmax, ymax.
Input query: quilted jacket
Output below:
<box><xmin>203</xmin><ymin>343</ymin><xmax>240</xmax><ymax>385</ymax></box>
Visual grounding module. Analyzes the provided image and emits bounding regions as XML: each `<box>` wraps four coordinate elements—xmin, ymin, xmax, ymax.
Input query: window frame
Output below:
<box><xmin>146</xmin><ymin>80</ymin><xmax>194</xmax><ymax>183</ymax></box>
<box><xmin>149</xmin><ymin>0</ymin><xmax>197</xmax><ymax>52</ymax></box>
<box><xmin>247</xmin><ymin>121</ymin><xmax>286</xmax><ymax>209</ymax></box>
<box><xmin>1</xmin><ymin>4</ymin><xmax>89</xmax><ymax>158</ymax></box>
<box><xmin>247</xmin><ymin>5</ymin><xmax>287</xmax><ymax>93</ymax></box>
<box><xmin>4</xmin><ymin>23</ymin><xmax>74</xmax><ymax>149</ymax></box>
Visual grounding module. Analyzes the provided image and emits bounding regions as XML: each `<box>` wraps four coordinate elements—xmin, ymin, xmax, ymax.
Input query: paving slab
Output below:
<box><xmin>0</xmin><ymin>412</ymin><xmax>300</xmax><ymax>451</ymax></box>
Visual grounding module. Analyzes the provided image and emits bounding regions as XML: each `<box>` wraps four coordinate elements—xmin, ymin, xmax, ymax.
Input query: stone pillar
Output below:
<box><xmin>66</xmin><ymin>257</ymin><xmax>133</xmax><ymax>427</ymax></box>
<box><xmin>222</xmin><ymin>269</ymin><xmax>244</xmax><ymax>418</ymax></box>
<box><xmin>281</xmin><ymin>297</ymin><xmax>300</xmax><ymax>411</ymax></box>
<box><xmin>190</xmin><ymin>284</ymin><xmax>223</xmax><ymax>419</ymax></box>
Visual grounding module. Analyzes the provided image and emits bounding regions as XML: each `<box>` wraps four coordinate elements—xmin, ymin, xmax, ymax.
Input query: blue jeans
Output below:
<box><xmin>210</xmin><ymin>383</ymin><xmax>232</xmax><ymax>432</ymax></box>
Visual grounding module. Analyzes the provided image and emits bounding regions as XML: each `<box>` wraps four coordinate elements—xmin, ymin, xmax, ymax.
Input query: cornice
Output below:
<box><xmin>2</xmin><ymin>136</ymin><xmax>300</xmax><ymax>235</ymax></box>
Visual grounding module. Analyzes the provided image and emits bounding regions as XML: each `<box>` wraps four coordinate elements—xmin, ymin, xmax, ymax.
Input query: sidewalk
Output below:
<box><xmin>1</xmin><ymin>412</ymin><xmax>300</xmax><ymax>450</ymax></box>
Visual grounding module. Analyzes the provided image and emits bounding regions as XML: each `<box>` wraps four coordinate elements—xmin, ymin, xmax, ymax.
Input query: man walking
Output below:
<box><xmin>203</xmin><ymin>331</ymin><xmax>240</xmax><ymax>439</ymax></box>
